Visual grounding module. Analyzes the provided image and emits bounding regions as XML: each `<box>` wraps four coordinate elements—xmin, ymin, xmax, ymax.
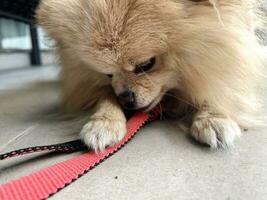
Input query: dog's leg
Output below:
<box><xmin>80</xmin><ymin>93</ymin><xmax>127</xmax><ymax>152</ymax></box>
<box><xmin>190</xmin><ymin>106</ymin><xmax>241</xmax><ymax>149</ymax></box>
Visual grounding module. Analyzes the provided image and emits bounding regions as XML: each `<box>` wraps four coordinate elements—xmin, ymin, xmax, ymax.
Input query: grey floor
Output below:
<box><xmin>0</xmin><ymin>66</ymin><xmax>266</xmax><ymax>200</ymax></box>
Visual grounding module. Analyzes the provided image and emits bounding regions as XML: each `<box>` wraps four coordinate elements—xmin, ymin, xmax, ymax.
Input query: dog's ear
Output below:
<box><xmin>36</xmin><ymin>0</ymin><xmax>85</xmax><ymax>43</ymax></box>
<box><xmin>186</xmin><ymin>0</ymin><xmax>222</xmax><ymax>23</ymax></box>
<box><xmin>187</xmin><ymin>0</ymin><xmax>218</xmax><ymax>6</ymax></box>
<box><xmin>187</xmin><ymin>0</ymin><xmax>209</xmax><ymax>2</ymax></box>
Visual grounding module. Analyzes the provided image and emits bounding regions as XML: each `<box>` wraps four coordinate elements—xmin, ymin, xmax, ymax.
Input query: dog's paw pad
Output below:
<box><xmin>190</xmin><ymin>116</ymin><xmax>241</xmax><ymax>149</ymax></box>
<box><xmin>80</xmin><ymin>117</ymin><xmax>127</xmax><ymax>152</ymax></box>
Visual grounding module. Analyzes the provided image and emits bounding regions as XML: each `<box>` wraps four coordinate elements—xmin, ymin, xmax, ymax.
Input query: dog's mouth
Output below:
<box><xmin>135</xmin><ymin>89</ymin><xmax>166</xmax><ymax>112</ymax></box>
<box><xmin>138</xmin><ymin>95</ymin><xmax>163</xmax><ymax>112</ymax></box>
<box><xmin>123</xmin><ymin>95</ymin><xmax>162</xmax><ymax>112</ymax></box>
<box><xmin>121</xmin><ymin>89</ymin><xmax>166</xmax><ymax>112</ymax></box>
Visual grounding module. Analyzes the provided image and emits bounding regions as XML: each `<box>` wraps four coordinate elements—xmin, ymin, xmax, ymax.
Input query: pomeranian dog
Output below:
<box><xmin>37</xmin><ymin>0</ymin><xmax>266</xmax><ymax>151</ymax></box>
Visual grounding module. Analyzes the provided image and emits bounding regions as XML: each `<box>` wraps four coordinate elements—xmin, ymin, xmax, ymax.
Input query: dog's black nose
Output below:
<box><xmin>118</xmin><ymin>91</ymin><xmax>136</xmax><ymax>109</ymax></box>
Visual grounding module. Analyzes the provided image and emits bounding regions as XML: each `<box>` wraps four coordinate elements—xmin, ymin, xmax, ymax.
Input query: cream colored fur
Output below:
<box><xmin>37</xmin><ymin>0</ymin><xmax>266</xmax><ymax>151</ymax></box>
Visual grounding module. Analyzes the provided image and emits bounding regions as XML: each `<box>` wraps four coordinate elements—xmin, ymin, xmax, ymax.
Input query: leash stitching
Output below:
<box><xmin>46</xmin><ymin>115</ymin><xmax>155</xmax><ymax>199</ymax></box>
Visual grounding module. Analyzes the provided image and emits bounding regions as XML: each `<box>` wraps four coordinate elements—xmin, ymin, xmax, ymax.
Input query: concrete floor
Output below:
<box><xmin>0</xmin><ymin>66</ymin><xmax>267</xmax><ymax>200</ymax></box>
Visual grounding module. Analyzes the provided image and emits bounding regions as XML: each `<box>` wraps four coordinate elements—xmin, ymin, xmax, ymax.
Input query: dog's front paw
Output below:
<box><xmin>80</xmin><ymin>116</ymin><xmax>127</xmax><ymax>152</ymax></box>
<box><xmin>190</xmin><ymin>112</ymin><xmax>241</xmax><ymax>149</ymax></box>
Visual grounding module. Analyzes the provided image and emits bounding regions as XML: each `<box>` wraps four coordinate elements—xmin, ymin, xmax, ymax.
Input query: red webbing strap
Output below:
<box><xmin>0</xmin><ymin>110</ymin><xmax>159</xmax><ymax>200</ymax></box>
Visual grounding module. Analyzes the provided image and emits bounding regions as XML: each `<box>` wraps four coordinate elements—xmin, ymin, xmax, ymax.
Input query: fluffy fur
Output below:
<box><xmin>37</xmin><ymin>0</ymin><xmax>266</xmax><ymax>151</ymax></box>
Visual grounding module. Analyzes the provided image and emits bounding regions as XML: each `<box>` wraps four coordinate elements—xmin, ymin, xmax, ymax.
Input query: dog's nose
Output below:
<box><xmin>118</xmin><ymin>91</ymin><xmax>136</xmax><ymax>109</ymax></box>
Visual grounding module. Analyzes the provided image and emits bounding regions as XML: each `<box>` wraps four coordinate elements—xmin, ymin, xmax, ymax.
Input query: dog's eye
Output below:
<box><xmin>134</xmin><ymin>57</ymin><xmax>156</xmax><ymax>74</ymax></box>
<box><xmin>107</xmin><ymin>74</ymin><xmax>113</xmax><ymax>78</ymax></box>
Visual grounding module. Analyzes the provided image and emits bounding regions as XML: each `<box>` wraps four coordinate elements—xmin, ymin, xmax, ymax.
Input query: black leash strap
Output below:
<box><xmin>0</xmin><ymin>140</ymin><xmax>86</xmax><ymax>160</ymax></box>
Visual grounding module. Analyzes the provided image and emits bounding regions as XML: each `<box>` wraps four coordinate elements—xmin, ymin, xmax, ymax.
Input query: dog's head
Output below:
<box><xmin>38</xmin><ymin>0</ymin><xmax>188</xmax><ymax>111</ymax></box>
<box><xmin>39</xmin><ymin>0</ymin><xmax>266</xmax><ymax>127</ymax></box>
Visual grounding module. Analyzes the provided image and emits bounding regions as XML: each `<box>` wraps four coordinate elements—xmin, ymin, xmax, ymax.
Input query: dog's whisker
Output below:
<box><xmin>160</xmin><ymin>92</ymin><xmax>199</xmax><ymax>110</ymax></box>
<box><xmin>139</xmin><ymin>69</ymin><xmax>157</xmax><ymax>89</ymax></box>
<box><xmin>139</xmin><ymin>71</ymin><xmax>199</xmax><ymax>111</ymax></box>
<box><xmin>159</xmin><ymin>102</ymin><xmax>164</xmax><ymax>120</ymax></box>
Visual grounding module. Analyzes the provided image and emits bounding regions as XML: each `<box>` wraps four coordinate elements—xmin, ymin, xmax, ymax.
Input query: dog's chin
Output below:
<box><xmin>138</xmin><ymin>95</ymin><xmax>163</xmax><ymax>112</ymax></box>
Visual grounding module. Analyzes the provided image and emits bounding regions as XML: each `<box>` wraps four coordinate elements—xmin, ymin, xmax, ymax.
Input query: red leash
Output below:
<box><xmin>0</xmin><ymin>109</ymin><xmax>160</xmax><ymax>200</ymax></box>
